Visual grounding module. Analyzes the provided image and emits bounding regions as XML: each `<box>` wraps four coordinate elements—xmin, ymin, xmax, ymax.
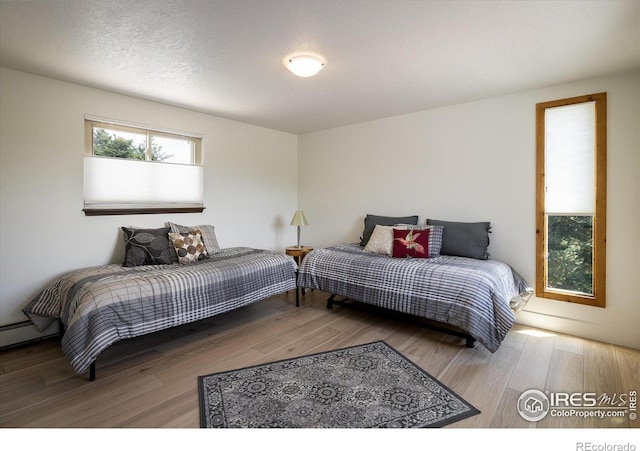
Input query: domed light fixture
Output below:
<box><xmin>285</xmin><ymin>54</ymin><xmax>326</xmax><ymax>77</ymax></box>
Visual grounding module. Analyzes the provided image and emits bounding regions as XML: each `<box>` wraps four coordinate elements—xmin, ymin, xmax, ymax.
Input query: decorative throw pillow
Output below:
<box><xmin>122</xmin><ymin>227</ymin><xmax>173</xmax><ymax>267</ymax></box>
<box><xmin>364</xmin><ymin>225</ymin><xmax>396</xmax><ymax>255</ymax></box>
<box><xmin>168</xmin><ymin>222</ymin><xmax>220</xmax><ymax>262</ymax></box>
<box><xmin>392</xmin><ymin>228</ymin><xmax>430</xmax><ymax>259</ymax></box>
<box><xmin>168</xmin><ymin>230</ymin><xmax>208</xmax><ymax>264</ymax></box>
<box><xmin>393</xmin><ymin>224</ymin><xmax>444</xmax><ymax>258</ymax></box>
<box><xmin>360</xmin><ymin>214</ymin><xmax>419</xmax><ymax>246</ymax></box>
<box><xmin>399</xmin><ymin>224</ymin><xmax>444</xmax><ymax>258</ymax></box>
<box><xmin>426</xmin><ymin>219</ymin><xmax>491</xmax><ymax>260</ymax></box>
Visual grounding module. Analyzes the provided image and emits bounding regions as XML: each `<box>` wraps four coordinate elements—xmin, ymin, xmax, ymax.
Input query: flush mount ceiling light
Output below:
<box><xmin>285</xmin><ymin>54</ymin><xmax>326</xmax><ymax>77</ymax></box>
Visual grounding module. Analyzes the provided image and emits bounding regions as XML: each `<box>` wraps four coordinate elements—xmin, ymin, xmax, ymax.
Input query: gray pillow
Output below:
<box><xmin>121</xmin><ymin>226</ymin><xmax>173</xmax><ymax>267</ymax></box>
<box><xmin>426</xmin><ymin>219</ymin><xmax>491</xmax><ymax>260</ymax></box>
<box><xmin>360</xmin><ymin>214</ymin><xmax>419</xmax><ymax>246</ymax></box>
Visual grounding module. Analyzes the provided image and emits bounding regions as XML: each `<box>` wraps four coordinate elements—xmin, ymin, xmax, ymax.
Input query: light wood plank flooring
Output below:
<box><xmin>1</xmin><ymin>290</ymin><xmax>638</xmax><ymax>428</ymax></box>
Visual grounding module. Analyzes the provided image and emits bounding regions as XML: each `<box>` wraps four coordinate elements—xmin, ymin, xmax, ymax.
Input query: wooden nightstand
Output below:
<box><xmin>285</xmin><ymin>246</ymin><xmax>313</xmax><ymax>265</ymax></box>
<box><xmin>286</xmin><ymin>246</ymin><xmax>313</xmax><ymax>307</ymax></box>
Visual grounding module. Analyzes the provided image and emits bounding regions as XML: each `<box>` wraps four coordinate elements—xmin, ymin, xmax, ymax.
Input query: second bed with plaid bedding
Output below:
<box><xmin>23</xmin><ymin>247</ymin><xmax>298</xmax><ymax>375</ymax></box>
<box><xmin>297</xmin><ymin>243</ymin><xmax>530</xmax><ymax>353</ymax></box>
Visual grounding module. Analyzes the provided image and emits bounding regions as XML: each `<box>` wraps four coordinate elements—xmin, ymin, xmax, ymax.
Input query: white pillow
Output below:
<box><xmin>363</xmin><ymin>225</ymin><xmax>396</xmax><ymax>255</ymax></box>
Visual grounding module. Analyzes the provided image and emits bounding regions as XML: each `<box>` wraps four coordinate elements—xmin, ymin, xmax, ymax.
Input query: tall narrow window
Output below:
<box><xmin>536</xmin><ymin>93</ymin><xmax>606</xmax><ymax>307</ymax></box>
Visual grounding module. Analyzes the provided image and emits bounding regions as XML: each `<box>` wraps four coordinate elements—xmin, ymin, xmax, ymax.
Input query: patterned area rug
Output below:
<box><xmin>198</xmin><ymin>341</ymin><xmax>479</xmax><ymax>428</ymax></box>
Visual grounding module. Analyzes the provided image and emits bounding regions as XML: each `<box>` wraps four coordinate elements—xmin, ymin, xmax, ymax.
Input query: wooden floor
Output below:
<box><xmin>1</xmin><ymin>289</ymin><xmax>638</xmax><ymax>428</ymax></box>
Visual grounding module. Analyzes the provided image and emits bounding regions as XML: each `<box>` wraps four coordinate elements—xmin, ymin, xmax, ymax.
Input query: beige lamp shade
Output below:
<box><xmin>290</xmin><ymin>210</ymin><xmax>309</xmax><ymax>226</ymax></box>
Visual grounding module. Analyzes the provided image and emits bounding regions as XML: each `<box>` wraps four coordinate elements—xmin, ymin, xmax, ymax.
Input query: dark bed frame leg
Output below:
<box><xmin>89</xmin><ymin>361</ymin><xmax>96</xmax><ymax>382</ymax></box>
<box><xmin>465</xmin><ymin>336</ymin><xmax>476</xmax><ymax>348</ymax></box>
<box><xmin>326</xmin><ymin>294</ymin><xmax>336</xmax><ymax>309</ymax></box>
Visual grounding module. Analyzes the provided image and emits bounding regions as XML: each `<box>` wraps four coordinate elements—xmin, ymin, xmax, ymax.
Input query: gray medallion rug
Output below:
<box><xmin>198</xmin><ymin>341</ymin><xmax>479</xmax><ymax>428</ymax></box>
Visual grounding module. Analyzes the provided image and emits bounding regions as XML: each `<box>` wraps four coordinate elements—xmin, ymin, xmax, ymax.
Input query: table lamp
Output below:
<box><xmin>290</xmin><ymin>210</ymin><xmax>308</xmax><ymax>248</ymax></box>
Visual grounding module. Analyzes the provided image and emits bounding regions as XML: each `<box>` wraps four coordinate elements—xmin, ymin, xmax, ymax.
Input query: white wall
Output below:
<box><xmin>0</xmin><ymin>68</ymin><xmax>298</xmax><ymax>344</ymax></box>
<box><xmin>298</xmin><ymin>71</ymin><xmax>640</xmax><ymax>349</ymax></box>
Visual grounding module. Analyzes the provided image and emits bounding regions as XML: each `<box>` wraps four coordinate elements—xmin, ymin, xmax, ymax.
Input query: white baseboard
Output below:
<box><xmin>0</xmin><ymin>321</ymin><xmax>60</xmax><ymax>349</ymax></box>
<box><xmin>516</xmin><ymin>310</ymin><xmax>640</xmax><ymax>350</ymax></box>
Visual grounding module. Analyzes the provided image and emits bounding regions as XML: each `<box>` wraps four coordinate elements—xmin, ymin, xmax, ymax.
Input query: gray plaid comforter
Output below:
<box><xmin>297</xmin><ymin>243</ymin><xmax>530</xmax><ymax>352</ymax></box>
<box><xmin>23</xmin><ymin>247</ymin><xmax>297</xmax><ymax>374</ymax></box>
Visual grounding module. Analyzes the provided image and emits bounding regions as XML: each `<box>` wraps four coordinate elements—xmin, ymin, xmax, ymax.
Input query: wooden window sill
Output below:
<box><xmin>84</xmin><ymin>207</ymin><xmax>205</xmax><ymax>216</ymax></box>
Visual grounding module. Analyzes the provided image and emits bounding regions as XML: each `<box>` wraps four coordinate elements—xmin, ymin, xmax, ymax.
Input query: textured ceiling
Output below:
<box><xmin>1</xmin><ymin>0</ymin><xmax>639</xmax><ymax>134</ymax></box>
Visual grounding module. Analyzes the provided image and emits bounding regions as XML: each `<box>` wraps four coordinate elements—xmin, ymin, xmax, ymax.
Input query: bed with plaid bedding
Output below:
<box><xmin>23</xmin><ymin>247</ymin><xmax>297</xmax><ymax>376</ymax></box>
<box><xmin>297</xmin><ymin>243</ymin><xmax>530</xmax><ymax>352</ymax></box>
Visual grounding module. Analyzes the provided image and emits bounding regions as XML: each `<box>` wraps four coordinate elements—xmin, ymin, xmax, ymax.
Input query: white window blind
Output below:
<box><xmin>83</xmin><ymin>116</ymin><xmax>204</xmax><ymax>215</ymax></box>
<box><xmin>544</xmin><ymin>101</ymin><xmax>595</xmax><ymax>215</ymax></box>
<box><xmin>84</xmin><ymin>156</ymin><xmax>204</xmax><ymax>211</ymax></box>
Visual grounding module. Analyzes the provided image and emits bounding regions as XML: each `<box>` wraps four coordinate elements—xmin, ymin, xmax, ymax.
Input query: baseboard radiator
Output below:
<box><xmin>0</xmin><ymin>320</ymin><xmax>60</xmax><ymax>350</ymax></box>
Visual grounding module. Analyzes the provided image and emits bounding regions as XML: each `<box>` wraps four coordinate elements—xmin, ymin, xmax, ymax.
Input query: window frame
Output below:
<box><xmin>535</xmin><ymin>92</ymin><xmax>607</xmax><ymax>307</ymax></box>
<box><xmin>83</xmin><ymin>116</ymin><xmax>204</xmax><ymax>216</ymax></box>
<box><xmin>84</xmin><ymin>118</ymin><xmax>202</xmax><ymax>164</ymax></box>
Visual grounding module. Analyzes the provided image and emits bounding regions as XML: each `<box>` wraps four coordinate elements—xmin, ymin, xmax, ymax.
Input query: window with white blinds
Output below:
<box><xmin>536</xmin><ymin>93</ymin><xmax>606</xmax><ymax>307</ymax></box>
<box><xmin>83</xmin><ymin>117</ymin><xmax>204</xmax><ymax>215</ymax></box>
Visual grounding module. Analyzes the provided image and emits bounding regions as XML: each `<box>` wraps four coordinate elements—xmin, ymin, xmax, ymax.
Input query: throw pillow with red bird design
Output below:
<box><xmin>392</xmin><ymin>228</ymin><xmax>430</xmax><ymax>259</ymax></box>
